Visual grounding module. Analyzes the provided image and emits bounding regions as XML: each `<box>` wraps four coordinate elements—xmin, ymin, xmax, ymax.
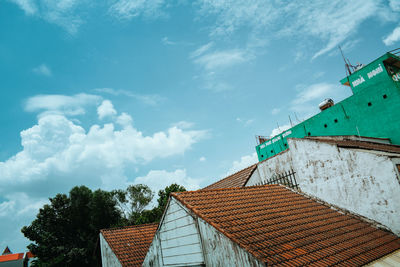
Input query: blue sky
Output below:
<box><xmin>1</xmin><ymin>0</ymin><xmax>400</xmax><ymax>251</ymax></box>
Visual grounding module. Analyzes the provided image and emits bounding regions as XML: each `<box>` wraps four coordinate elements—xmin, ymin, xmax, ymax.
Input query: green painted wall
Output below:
<box><xmin>256</xmin><ymin>52</ymin><xmax>400</xmax><ymax>161</ymax></box>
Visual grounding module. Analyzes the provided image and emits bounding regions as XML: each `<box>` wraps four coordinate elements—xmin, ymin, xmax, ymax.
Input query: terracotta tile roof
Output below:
<box><xmin>306</xmin><ymin>137</ymin><xmax>400</xmax><ymax>154</ymax></box>
<box><xmin>203</xmin><ymin>163</ymin><xmax>257</xmax><ymax>190</ymax></box>
<box><xmin>100</xmin><ymin>223</ymin><xmax>158</xmax><ymax>267</ymax></box>
<box><xmin>172</xmin><ymin>185</ymin><xmax>400</xmax><ymax>266</ymax></box>
<box><xmin>0</xmin><ymin>253</ymin><xmax>24</xmax><ymax>262</ymax></box>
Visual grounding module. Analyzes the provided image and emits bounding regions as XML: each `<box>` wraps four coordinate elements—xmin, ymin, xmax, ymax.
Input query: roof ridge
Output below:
<box><xmin>174</xmin><ymin>184</ymin><xmax>278</xmax><ymax>195</ymax></box>
<box><xmin>202</xmin><ymin>163</ymin><xmax>258</xmax><ymax>190</ymax></box>
<box><xmin>100</xmin><ymin>222</ymin><xmax>158</xmax><ymax>233</ymax></box>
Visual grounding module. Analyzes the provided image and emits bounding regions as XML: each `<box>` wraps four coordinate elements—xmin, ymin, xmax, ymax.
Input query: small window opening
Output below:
<box><xmin>334</xmin><ymin>119</ymin><xmax>338</xmax><ymax>123</ymax></box>
<box><xmin>324</xmin><ymin>124</ymin><xmax>328</xmax><ymax>128</ymax></box>
<box><xmin>368</xmin><ymin>102</ymin><xmax>372</xmax><ymax>106</ymax></box>
<box><xmin>307</xmin><ymin>132</ymin><xmax>311</xmax><ymax>136</ymax></box>
<box><xmin>383</xmin><ymin>94</ymin><xmax>387</xmax><ymax>99</ymax></box>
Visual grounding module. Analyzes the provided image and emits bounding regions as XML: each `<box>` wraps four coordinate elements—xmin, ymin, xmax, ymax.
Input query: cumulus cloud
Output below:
<box><xmin>25</xmin><ymin>93</ymin><xmax>101</xmax><ymax>116</ymax></box>
<box><xmin>226</xmin><ymin>152</ymin><xmax>258</xmax><ymax>176</ymax></box>
<box><xmin>97</xmin><ymin>100</ymin><xmax>117</xmax><ymax>119</ymax></box>
<box><xmin>0</xmin><ymin>97</ymin><xmax>206</xmax><ymax>249</ymax></box>
<box><xmin>32</xmin><ymin>64</ymin><xmax>52</xmax><ymax>76</ymax></box>
<box><xmin>383</xmin><ymin>26</ymin><xmax>400</xmax><ymax>46</ymax></box>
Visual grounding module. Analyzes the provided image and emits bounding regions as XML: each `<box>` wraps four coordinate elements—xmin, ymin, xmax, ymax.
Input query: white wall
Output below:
<box><xmin>143</xmin><ymin>198</ymin><xmax>204</xmax><ymax>266</ymax></box>
<box><xmin>100</xmin><ymin>234</ymin><xmax>122</xmax><ymax>267</ymax></box>
<box><xmin>246</xmin><ymin>150</ymin><xmax>293</xmax><ymax>186</ymax></box>
<box><xmin>198</xmin><ymin>217</ymin><xmax>264</xmax><ymax>267</ymax></box>
<box><xmin>288</xmin><ymin>138</ymin><xmax>400</xmax><ymax>235</ymax></box>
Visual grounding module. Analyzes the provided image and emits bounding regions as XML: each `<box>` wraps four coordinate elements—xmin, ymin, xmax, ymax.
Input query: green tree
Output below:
<box><xmin>137</xmin><ymin>183</ymin><xmax>187</xmax><ymax>224</ymax></box>
<box><xmin>21</xmin><ymin>186</ymin><xmax>123</xmax><ymax>266</ymax></box>
<box><xmin>112</xmin><ymin>184</ymin><xmax>153</xmax><ymax>222</ymax></box>
<box><xmin>157</xmin><ymin>183</ymin><xmax>186</xmax><ymax>212</ymax></box>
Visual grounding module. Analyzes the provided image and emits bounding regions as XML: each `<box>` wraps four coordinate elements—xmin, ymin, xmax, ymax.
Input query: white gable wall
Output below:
<box><xmin>143</xmin><ymin>197</ymin><xmax>204</xmax><ymax>266</ymax></box>
<box><xmin>100</xmin><ymin>233</ymin><xmax>122</xmax><ymax>267</ymax></box>
<box><xmin>288</xmin><ymin>138</ymin><xmax>400</xmax><ymax>235</ymax></box>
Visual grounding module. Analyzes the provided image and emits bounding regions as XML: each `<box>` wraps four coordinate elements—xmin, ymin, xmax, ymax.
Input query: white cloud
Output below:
<box><xmin>390</xmin><ymin>0</ymin><xmax>400</xmax><ymax>12</ymax></box>
<box><xmin>196</xmin><ymin>0</ymin><xmax>397</xmax><ymax>58</ymax></box>
<box><xmin>226</xmin><ymin>152</ymin><xmax>258</xmax><ymax>176</ymax></box>
<box><xmin>97</xmin><ymin>100</ymin><xmax>117</xmax><ymax>119</ymax></box>
<box><xmin>290</xmin><ymin>83</ymin><xmax>352</xmax><ymax>116</ymax></box>
<box><xmin>135</xmin><ymin>169</ymin><xmax>201</xmax><ymax>205</ymax></box>
<box><xmin>10</xmin><ymin>0</ymin><xmax>37</xmax><ymax>15</ymax></box>
<box><xmin>190</xmin><ymin>42</ymin><xmax>214</xmax><ymax>58</ymax></box>
<box><xmin>32</xmin><ymin>64</ymin><xmax>52</xmax><ymax>76</ymax></box>
<box><xmin>171</xmin><ymin>121</ymin><xmax>194</xmax><ymax>129</ymax></box>
<box><xmin>199</xmin><ymin>156</ymin><xmax>206</xmax><ymax>162</ymax></box>
<box><xmin>94</xmin><ymin>88</ymin><xmax>164</xmax><ymax>106</ymax></box>
<box><xmin>383</xmin><ymin>26</ymin><xmax>400</xmax><ymax>46</ymax></box>
<box><xmin>116</xmin><ymin>112</ymin><xmax>133</xmax><ymax>127</ymax></box>
<box><xmin>270</xmin><ymin>124</ymin><xmax>291</xmax><ymax>137</ymax></box>
<box><xmin>109</xmin><ymin>0</ymin><xmax>166</xmax><ymax>20</ymax></box>
<box><xmin>162</xmin><ymin>36</ymin><xmax>175</xmax><ymax>45</ymax></box>
<box><xmin>0</xmin><ymin>98</ymin><xmax>206</xmax><ymax>248</ymax></box>
<box><xmin>271</xmin><ymin>108</ymin><xmax>280</xmax><ymax>115</ymax></box>
<box><xmin>236</xmin><ymin>117</ymin><xmax>254</xmax><ymax>126</ymax></box>
<box><xmin>25</xmin><ymin>93</ymin><xmax>101</xmax><ymax>116</ymax></box>
<box><xmin>193</xmin><ymin>49</ymin><xmax>250</xmax><ymax>70</ymax></box>
<box><xmin>10</xmin><ymin>0</ymin><xmax>83</xmax><ymax>34</ymax></box>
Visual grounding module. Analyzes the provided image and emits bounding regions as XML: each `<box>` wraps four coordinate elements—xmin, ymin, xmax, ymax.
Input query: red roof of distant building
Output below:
<box><xmin>101</xmin><ymin>223</ymin><xmax>158</xmax><ymax>267</ymax></box>
<box><xmin>203</xmin><ymin>163</ymin><xmax>257</xmax><ymax>189</ymax></box>
<box><xmin>0</xmin><ymin>253</ymin><xmax>24</xmax><ymax>263</ymax></box>
<box><xmin>172</xmin><ymin>185</ymin><xmax>400</xmax><ymax>266</ymax></box>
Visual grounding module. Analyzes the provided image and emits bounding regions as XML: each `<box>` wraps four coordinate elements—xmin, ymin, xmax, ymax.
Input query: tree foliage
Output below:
<box><xmin>21</xmin><ymin>183</ymin><xmax>187</xmax><ymax>266</ymax></box>
<box><xmin>131</xmin><ymin>183</ymin><xmax>186</xmax><ymax>225</ymax></box>
<box><xmin>21</xmin><ymin>186</ymin><xmax>124</xmax><ymax>266</ymax></box>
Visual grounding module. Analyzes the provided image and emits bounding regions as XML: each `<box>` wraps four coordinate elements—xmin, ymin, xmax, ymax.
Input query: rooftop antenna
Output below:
<box><xmin>288</xmin><ymin>115</ymin><xmax>293</xmax><ymax>127</ymax></box>
<box><xmin>339</xmin><ymin>46</ymin><xmax>354</xmax><ymax>76</ymax></box>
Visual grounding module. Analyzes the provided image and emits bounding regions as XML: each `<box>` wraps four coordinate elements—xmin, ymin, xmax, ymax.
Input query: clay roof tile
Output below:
<box><xmin>173</xmin><ymin>185</ymin><xmax>400</xmax><ymax>266</ymax></box>
<box><xmin>100</xmin><ymin>223</ymin><xmax>158</xmax><ymax>267</ymax></box>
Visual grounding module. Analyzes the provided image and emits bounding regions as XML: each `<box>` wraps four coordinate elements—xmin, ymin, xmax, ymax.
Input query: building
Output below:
<box><xmin>143</xmin><ymin>185</ymin><xmax>400</xmax><ymax>266</ymax></box>
<box><xmin>0</xmin><ymin>247</ymin><xmax>35</xmax><ymax>267</ymax></box>
<box><xmin>256</xmin><ymin>50</ymin><xmax>400</xmax><ymax>161</ymax></box>
<box><xmin>100</xmin><ymin>223</ymin><xmax>158</xmax><ymax>267</ymax></box>
<box><xmin>205</xmin><ymin>136</ymin><xmax>400</xmax><ymax>236</ymax></box>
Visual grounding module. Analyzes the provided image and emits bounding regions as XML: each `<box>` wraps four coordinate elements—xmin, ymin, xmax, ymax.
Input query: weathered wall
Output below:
<box><xmin>143</xmin><ymin>232</ymin><xmax>163</xmax><ymax>267</ymax></box>
<box><xmin>143</xmin><ymin>198</ymin><xmax>204</xmax><ymax>266</ymax></box>
<box><xmin>99</xmin><ymin>234</ymin><xmax>122</xmax><ymax>267</ymax></box>
<box><xmin>197</xmin><ymin>217</ymin><xmax>264</xmax><ymax>267</ymax></box>
<box><xmin>288</xmin><ymin>138</ymin><xmax>400</xmax><ymax>235</ymax></box>
<box><xmin>246</xmin><ymin>150</ymin><xmax>293</xmax><ymax>186</ymax></box>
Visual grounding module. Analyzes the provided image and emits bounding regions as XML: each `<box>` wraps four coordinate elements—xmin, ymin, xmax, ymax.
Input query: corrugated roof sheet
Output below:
<box><xmin>100</xmin><ymin>223</ymin><xmax>158</xmax><ymax>267</ymax></box>
<box><xmin>203</xmin><ymin>163</ymin><xmax>257</xmax><ymax>190</ymax></box>
<box><xmin>172</xmin><ymin>185</ymin><xmax>400</xmax><ymax>266</ymax></box>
